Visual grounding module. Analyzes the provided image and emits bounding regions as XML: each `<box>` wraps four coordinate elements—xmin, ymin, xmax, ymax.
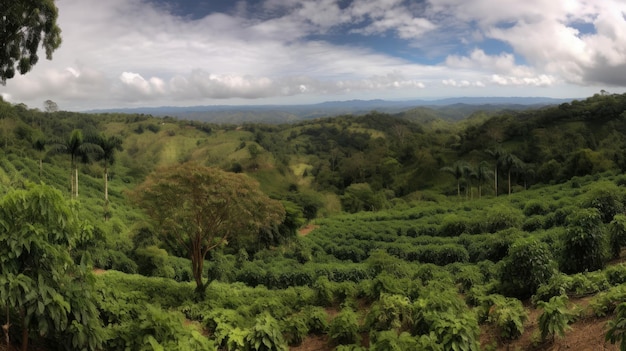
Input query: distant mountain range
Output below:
<box><xmin>86</xmin><ymin>97</ymin><xmax>576</xmax><ymax>123</ymax></box>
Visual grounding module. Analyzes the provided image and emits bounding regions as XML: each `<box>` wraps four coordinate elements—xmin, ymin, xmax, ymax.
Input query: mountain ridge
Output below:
<box><xmin>85</xmin><ymin>96</ymin><xmax>576</xmax><ymax>123</ymax></box>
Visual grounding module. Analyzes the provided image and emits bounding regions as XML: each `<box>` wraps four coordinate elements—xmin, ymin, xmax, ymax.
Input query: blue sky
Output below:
<box><xmin>1</xmin><ymin>0</ymin><xmax>625</xmax><ymax>110</ymax></box>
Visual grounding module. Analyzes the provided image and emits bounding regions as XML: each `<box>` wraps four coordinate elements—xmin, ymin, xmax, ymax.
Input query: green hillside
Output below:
<box><xmin>2</xmin><ymin>94</ymin><xmax>626</xmax><ymax>350</ymax></box>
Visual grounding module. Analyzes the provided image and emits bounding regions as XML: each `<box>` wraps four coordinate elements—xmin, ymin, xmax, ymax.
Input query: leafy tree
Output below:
<box><xmin>1</xmin><ymin>0</ymin><xmax>62</xmax><ymax>83</ymax></box>
<box><xmin>499</xmin><ymin>153</ymin><xmax>524</xmax><ymax>195</ymax></box>
<box><xmin>131</xmin><ymin>162</ymin><xmax>285</xmax><ymax>295</ymax></box>
<box><xmin>43</xmin><ymin>99</ymin><xmax>58</xmax><ymax>112</ymax></box>
<box><xmin>485</xmin><ymin>146</ymin><xmax>505</xmax><ymax>196</ymax></box>
<box><xmin>0</xmin><ymin>184</ymin><xmax>102</xmax><ymax>351</ymax></box>
<box><xmin>561</xmin><ymin>208</ymin><xmax>607</xmax><ymax>273</ymax></box>
<box><xmin>441</xmin><ymin>161</ymin><xmax>469</xmax><ymax>197</ymax></box>
<box><xmin>91</xmin><ymin>133</ymin><xmax>123</xmax><ymax>220</ymax></box>
<box><xmin>609</xmin><ymin>215</ymin><xmax>626</xmax><ymax>259</ymax></box>
<box><xmin>473</xmin><ymin>161</ymin><xmax>493</xmax><ymax>198</ymax></box>
<box><xmin>50</xmin><ymin>129</ymin><xmax>103</xmax><ymax>198</ymax></box>
<box><xmin>499</xmin><ymin>238</ymin><xmax>556</xmax><ymax>299</ymax></box>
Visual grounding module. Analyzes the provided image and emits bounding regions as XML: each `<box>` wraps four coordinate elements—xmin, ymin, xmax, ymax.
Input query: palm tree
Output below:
<box><xmin>92</xmin><ymin>134</ymin><xmax>123</xmax><ymax>220</ymax></box>
<box><xmin>50</xmin><ymin>130</ymin><xmax>102</xmax><ymax>198</ymax></box>
<box><xmin>473</xmin><ymin>161</ymin><xmax>493</xmax><ymax>198</ymax></box>
<box><xmin>485</xmin><ymin>146</ymin><xmax>505</xmax><ymax>196</ymax></box>
<box><xmin>92</xmin><ymin>134</ymin><xmax>123</xmax><ymax>202</ymax></box>
<box><xmin>500</xmin><ymin>153</ymin><xmax>524</xmax><ymax>195</ymax></box>
<box><xmin>441</xmin><ymin>161</ymin><xmax>469</xmax><ymax>197</ymax></box>
<box><xmin>32</xmin><ymin>137</ymin><xmax>46</xmax><ymax>179</ymax></box>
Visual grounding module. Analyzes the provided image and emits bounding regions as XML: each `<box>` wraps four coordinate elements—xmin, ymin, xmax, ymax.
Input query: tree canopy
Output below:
<box><xmin>132</xmin><ymin>162</ymin><xmax>285</xmax><ymax>295</ymax></box>
<box><xmin>0</xmin><ymin>184</ymin><xmax>102</xmax><ymax>351</ymax></box>
<box><xmin>0</xmin><ymin>0</ymin><xmax>62</xmax><ymax>84</ymax></box>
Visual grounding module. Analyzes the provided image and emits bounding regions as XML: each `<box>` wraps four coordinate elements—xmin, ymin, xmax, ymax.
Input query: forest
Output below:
<box><xmin>2</xmin><ymin>93</ymin><xmax>626</xmax><ymax>350</ymax></box>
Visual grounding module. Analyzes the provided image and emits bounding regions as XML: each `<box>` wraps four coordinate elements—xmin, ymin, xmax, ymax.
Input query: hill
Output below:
<box><xmin>85</xmin><ymin>96</ymin><xmax>572</xmax><ymax>123</ymax></box>
<box><xmin>1</xmin><ymin>93</ymin><xmax>626</xmax><ymax>350</ymax></box>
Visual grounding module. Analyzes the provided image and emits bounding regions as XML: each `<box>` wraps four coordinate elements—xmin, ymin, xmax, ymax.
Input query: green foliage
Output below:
<box><xmin>499</xmin><ymin>237</ymin><xmax>556</xmax><ymax>299</ymax></box>
<box><xmin>484</xmin><ymin>295</ymin><xmax>527</xmax><ymax>343</ymax></box>
<box><xmin>369</xmin><ymin>330</ymin><xmax>418</xmax><ymax>351</ymax></box>
<box><xmin>365</xmin><ymin>293</ymin><xmax>413</xmax><ymax>331</ymax></box>
<box><xmin>282</xmin><ymin>314</ymin><xmax>309</xmax><ymax>346</ymax></box>
<box><xmin>536</xmin><ymin>295</ymin><xmax>575</xmax><ymax>342</ymax></box>
<box><xmin>590</xmin><ymin>285</ymin><xmax>626</xmax><ymax>317</ymax></box>
<box><xmin>483</xmin><ymin>204</ymin><xmax>524</xmax><ymax>233</ymax></box>
<box><xmin>606</xmin><ymin>302</ymin><xmax>626</xmax><ymax>351</ymax></box>
<box><xmin>0</xmin><ymin>184</ymin><xmax>103</xmax><ymax>350</ymax></box>
<box><xmin>609</xmin><ymin>214</ymin><xmax>626</xmax><ymax>259</ymax></box>
<box><xmin>581</xmin><ymin>181</ymin><xmax>625</xmax><ymax>223</ymax></box>
<box><xmin>245</xmin><ymin>312</ymin><xmax>288</xmax><ymax>351</ymax></box>
<box><xmin>561</xmin><ymin>208</ymin><xmax>608</xmax><ymax>273</ymax></box>
<box><xmin>329</xmin><ymin>308</ymin><xmax>361</xmax><ymax>345</ymax></box>
<box><xmin>341</xmin><ymin>182</ymin><xmax>388</xmax><ymax>213</ymax></box>
<box><xmin>0</xmin><ymin>0</ymin><xmax>62</xmax><ymax>83</ymax></box>
<box><xmin>105</xmin><ymin>304</ymin><xmax>215</xmax><ymax>351</ymax></box>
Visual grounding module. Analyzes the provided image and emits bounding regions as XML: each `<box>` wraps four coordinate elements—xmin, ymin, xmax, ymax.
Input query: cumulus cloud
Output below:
<box><xmin>2</xmin><ymin>0</ymin><xmax>626</xmax><ymax>110</ymax></box>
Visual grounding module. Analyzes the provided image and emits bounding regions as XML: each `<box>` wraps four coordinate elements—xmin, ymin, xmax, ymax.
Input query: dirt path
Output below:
<box><xmin>298</xmin><ymin>224</ymin><xmax>319</xmax><ymax>236</ymax></box>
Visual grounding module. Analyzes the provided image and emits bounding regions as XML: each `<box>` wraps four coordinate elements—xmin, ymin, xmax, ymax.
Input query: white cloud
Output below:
<box><xmin>2</xmin><ymin>0</ymin><xmax>626</xmax><ymax>110</ymax></box>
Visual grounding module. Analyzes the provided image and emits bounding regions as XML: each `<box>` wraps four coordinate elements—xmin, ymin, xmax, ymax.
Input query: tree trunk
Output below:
<box><xmin>508</xmin><ymin>170</ymin><xmax>512</xmax><ymax>195</ymax></box>
<box><xmin>3</xmin><ymin>305</ymin><xmax>9</xmax><ymax>348</ymax></box>
<box><xmin>494</xmin><ymin>166</ymin><xmax>498</xmax><ymax>197</ymax></box>
<box><xmin>19</xmin><ymin>308</ymin><xmax>28</xmax><ymax>351</ymax></box>
<box><xmin>456</xmin><ymin>180</ymin><xmax>460</xmax><ymax>197</ymax></box>
<box><xmin>191</xmin><ymin>239</ymin><xmax>206</xmax><ymax>298</ymax></box>
<box><xmin>104</xmin><ymin>166</ymin><xmax>109</xmax><ymax>202</ymax></box>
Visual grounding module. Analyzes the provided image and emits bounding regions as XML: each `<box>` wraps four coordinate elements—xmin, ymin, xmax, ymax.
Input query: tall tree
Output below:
<box><xmin>473</xmin><ymin>161</ymin><xmax>493</xmax><ymax>198</ymax></box>
<box><xmin>50</xmin><ymin>130</ymin><xmax>102</xmax><ymax>198</ymax></box>
<box><xmin>0</xmin><ymin>184</ymin><xmax>102</xmax><ymax>351</ymax></box>
<box><xmin>500</xmin><ymin>153</ymin><xmax>524</xmax><ymax>195</ymax></box>
<box><xmin>43</xmin><ymin>99</ymin><xmax>58</xmax><ymax>112</ymax></box>
<box><xmin>485</xmin><ymin>147</ymin><xmax>505</xmax><ymax>196</ymax></box>
<box><xmin>441</xmin><ymin>161</ymin><xmax>469</xmax><ymax>197</ymax></box>
<box><xmin>131</xmin><ymin>163</ymin><xmax>285</xmax><ymax>296</ymax></box>
<box><xmin>91</xmin><ymin>134</ymin><xmax>123</xmax><ymax>219</ymax></box>
<box><xmin>0</xmin><ymin>0</ymin><xmax>62</xmax><ymax>84</ymax></box>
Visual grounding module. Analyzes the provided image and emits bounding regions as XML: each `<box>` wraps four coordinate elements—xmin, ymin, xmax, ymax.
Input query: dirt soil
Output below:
<box><xmin>291</xmin><ymin>295</ymin><xmax>622</xmax><ymax>351</ymax></box>
<box><xmin>299</xmin><ymin>224</ymin><xmax>319</xmax><ymax>236</ymax></box>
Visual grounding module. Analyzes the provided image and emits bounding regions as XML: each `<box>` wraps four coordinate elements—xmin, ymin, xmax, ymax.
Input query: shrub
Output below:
<box><xmin>561</xmin><ymin>208</ymin><xmax>608</xmax><ymax>273</ymax></box>
<box><xmin>245</xmin><ymin>312</ymin><xmax>288</xmax><ymax>351</ymax></box>
<box><xmin>537</xmin><ymin>295</ymin><xmax>576</xmax><ymax>343</ymax></box>
<box><xmin>483</xmin><ymin>204</ymin><xmax>524</xmax><ymax>233</ymax></box>
<box><xmin>439</xmin><ymin>215</ymin><xmax>469</xmax><ymax>236</ymax></box>
<box><xmin>606</xmin><ymin>302</ymin><xmax>626</xmax><ymax>350</ymax></box>
<box><xmin>581</xmin><ymin>181</ymin><xmax>625</xmax><ymax>223</ymax></box>
<box><xmin>499</xmin><ymin>238</ymin><xmax>556</xmax><ymax>299</ymax></box>
<box><xmin>303</xmin><ymin>306</ymin><xmax>329</xmax><ymax>335</ymax></box>
<box><xmin>485</xmin><ymin>295</ymin><xmax>528</xmax><ymax>343</ymax></box>
<box><xmin>365</xmin><ymin>293</ymin><xmax>413</xmax><ymax>331</ymax></box>
<box><xmin>590</xmin><ymin>285</ymin><xmax>626</xmax><ymax>317</ymax></box>
<box><xmin>606</xmin><ymin>264</ymin><xmax>626</xmax><ymax>285</ymax></box>
<box><xmin>282</xmin><ymin>314</ymin><xmax>309</xmax><ymax>346</ymax></box>
<box><xmin>609</xmin><ymin>214</ymin><xmax>626</xmax><ymax>259</ymax></box>
<box><xmin>524</xmin><ymin>200</ymin><xmax>551</xmax><ymax>216</ymax></box>
<box><xmin>369</xmin><ymin>331</ymin><xmax>418</xmax><ymax>351</ymax></box>
<box><xmin>329</xmin><ymin>308</ymin><xmax>361</xmax><ymax>345</ymax></box>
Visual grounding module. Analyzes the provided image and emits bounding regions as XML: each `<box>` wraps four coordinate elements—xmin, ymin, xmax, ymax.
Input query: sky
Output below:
<box><xmin>1</xmin><ymin>0</ymin><xmax>626</xmax><ymax>111</ymax></box>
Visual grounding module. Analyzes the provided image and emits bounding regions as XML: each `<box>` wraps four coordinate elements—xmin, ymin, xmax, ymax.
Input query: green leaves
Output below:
<box><xmin>536</xmin><ymin>295</ymin><xmax>576</xmax><ymax>342</ymax></box>
<box><xmin>606</xmin><ymin>302</ymin><xmax>626</xmax><ymax>350</ymax></box>
<box><xmin>0</xmin><ymin>184</ymin><xmax>103</xmax><ymax>350</ymax></box>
